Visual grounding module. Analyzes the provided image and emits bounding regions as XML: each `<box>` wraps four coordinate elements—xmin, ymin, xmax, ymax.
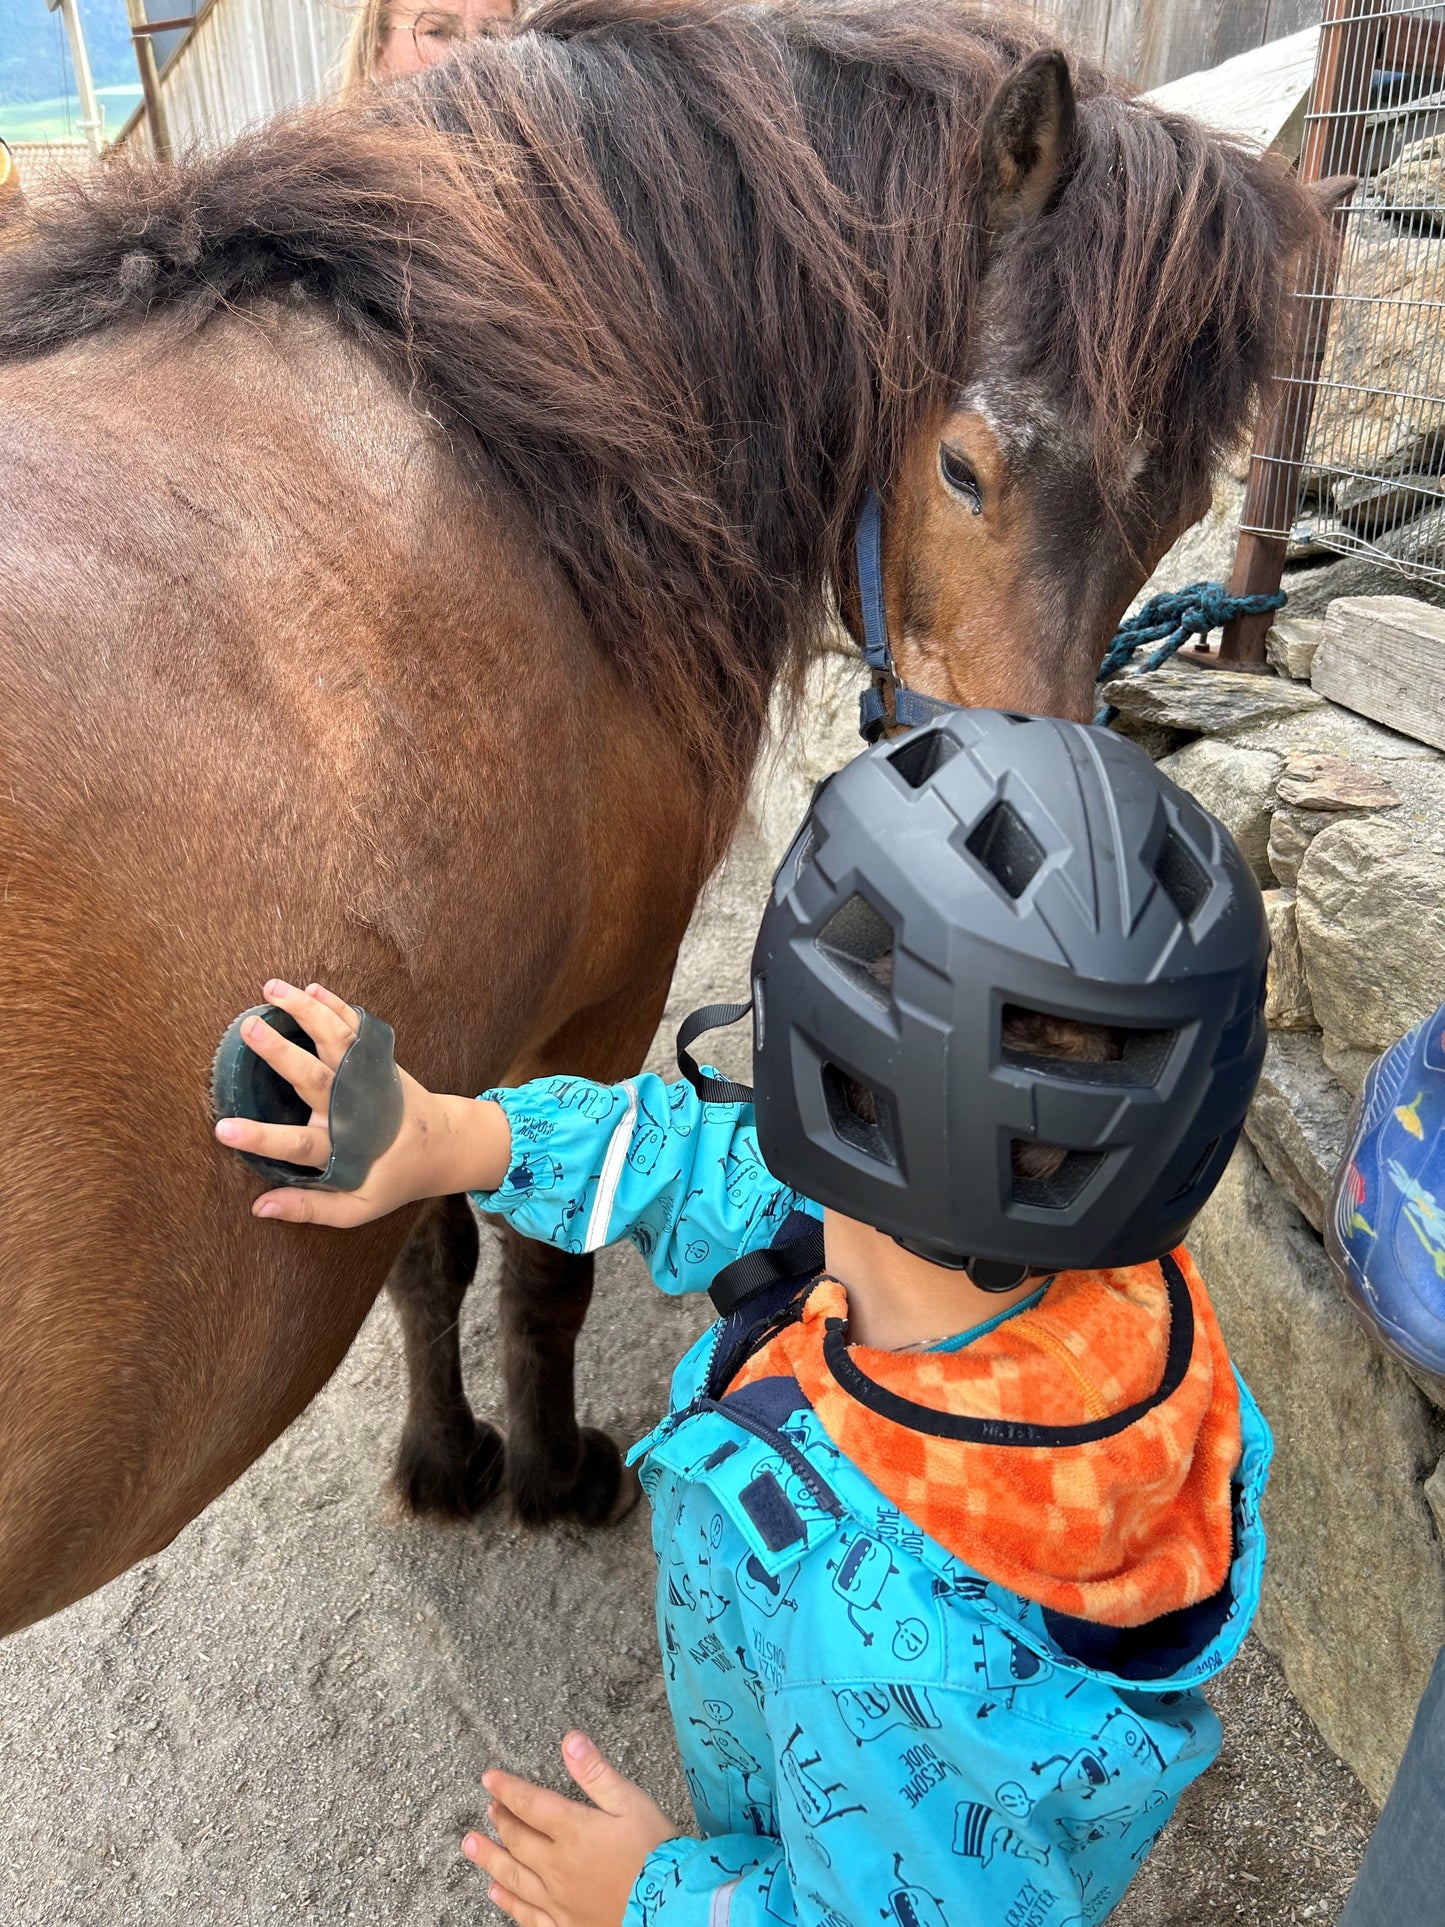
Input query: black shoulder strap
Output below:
<box><xmin>676</xmin><ymin>1001</ymin><xmax>755</xmax><ymax>1106</ymax></box>
<box><xmin>708</xmin><ymin>1216</ymin><xmax>827</xmax><ymax>1316</ymax></box>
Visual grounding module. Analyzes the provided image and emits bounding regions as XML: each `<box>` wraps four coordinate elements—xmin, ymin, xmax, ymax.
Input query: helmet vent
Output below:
<box><xmin>965</xmin><ymin>801</ymin><xmax>1046</xmax><ymax>900</ymax></box>
<box><xmin>889</xmin><ymin>729</ymin><xmax>961</xmax><ymax>790</ymax></box>
<box><xmin>1168</xmin><ymin>1135</ymin><xmax>1221</xmax><ymax>1202</ymax></box>
<box><xmin>1010</xmin><ymin>1145</ymin><xmax>1105</xmax><ymax>1208</ymax></box>
<box><xmin>781</xmin><ymin>826</ymin><xmax>817</xmax><ymax>893</ymax></box>
<box><xmin>1154</xmin><ymin>827</ymin><xmax>1210</xmax><ymax>922</ymax></box>
<box><xmin>816</xmin><ymin>895</ymin><xmax>894</xmax><ymax>1005</ymax></box>
<box><xmin>823</xmin><ymin>1065</ymin><xmax>899</xmax><ymax>1167</ymax></box>
<box><xmin>1001</xmin><ymin>1005</ymin><xmax>1176</xmax><ymax>1087</ymax></box>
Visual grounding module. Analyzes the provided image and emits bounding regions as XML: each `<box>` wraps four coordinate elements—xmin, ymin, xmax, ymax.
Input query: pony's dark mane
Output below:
<box><xmin>0</xmin><ymin>0</ymin><xmax>1314</xmax><ymax>794</ymax></box>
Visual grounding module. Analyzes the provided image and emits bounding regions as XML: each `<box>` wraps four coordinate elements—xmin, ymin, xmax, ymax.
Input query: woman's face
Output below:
<box><xmin>376</xmin><ymin>0</ymin><xmax>513</xmax><ymax>80</ymax></box>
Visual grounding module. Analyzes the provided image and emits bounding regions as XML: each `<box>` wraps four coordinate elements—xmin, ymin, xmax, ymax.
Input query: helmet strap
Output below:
<box><xmin>676</xmin><ymin>1000</ymin><xmax>756</xmax><ymax>1105</ymax></box>
<box><xmin>892</xmin><ymin>1236</ymin><xmax>1034</xmax><ymax>1294</ymax></box>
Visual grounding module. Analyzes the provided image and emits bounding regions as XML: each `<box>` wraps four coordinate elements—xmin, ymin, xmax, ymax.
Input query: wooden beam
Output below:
<box><xmin>123</xmin><ymin>0</ymin><xmax>173</xmax><ymax>163</ymax></box>
<box><xmin>1311</xmin><ymin>596</ymin><xmax>1445</xmax><ymax>752</ymax></box>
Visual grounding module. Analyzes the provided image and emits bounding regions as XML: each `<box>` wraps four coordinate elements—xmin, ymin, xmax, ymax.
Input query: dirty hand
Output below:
<box><xmin>464</xmin><ymin>1732</ymin><xmax>681</xmax><ymax>1927</ymax></box>
<box><xmin>214</xmin><ymin>980</ymin><xmax>511</xmax><ymax>1225</ymax></box>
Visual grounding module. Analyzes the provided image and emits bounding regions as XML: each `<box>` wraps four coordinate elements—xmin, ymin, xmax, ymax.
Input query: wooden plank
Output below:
<box><xmin>1312</xmin><ymin>595</ymin><xmax>1445</xmax><ymax>752</ymax></box>
<box><xmin>1139</xmin><ymin>0</ymin><xmax>1273</xmax><ymax>97</ymax></box>
<box><xmin>1031</xmin><ymin>0</ymin><xmax>1326</xmax><ymax>91</ymax></box>
<box><xmin>1143</xmin><ymin>22</ymin><xmax>1318</xmax><ymax>156</ymax></box>
<box><xmin>1031</xmin><ymin>0</ymin><xmax>1111</xmax><ymax>69</ymax></box>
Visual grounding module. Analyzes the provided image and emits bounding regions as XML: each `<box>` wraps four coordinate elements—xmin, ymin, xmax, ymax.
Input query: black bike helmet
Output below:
<box><xmin>686</xmin><ymin>708</ymin><xmax>1268</xmax><ymax>1287</ymax></box>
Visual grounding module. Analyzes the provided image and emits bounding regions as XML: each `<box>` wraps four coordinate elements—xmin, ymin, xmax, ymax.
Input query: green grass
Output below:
<box><xmin>1</xmin><ymin>86</ymin><xmax>142</xmax><ymax>146</ymax></box>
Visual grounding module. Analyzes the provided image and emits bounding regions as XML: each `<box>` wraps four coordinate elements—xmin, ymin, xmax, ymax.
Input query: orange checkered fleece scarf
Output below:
<box><xmin>728</xmin><ymin>1249</ymin><xmax>1242</xmax><ymax>1629</ymax></box>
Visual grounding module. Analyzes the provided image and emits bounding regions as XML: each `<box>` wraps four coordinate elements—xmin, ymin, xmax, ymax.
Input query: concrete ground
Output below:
<box><xmin>0</xmin><ymin>533</ymin><xmax>1382</xmax><ymax>1923</ymax></box>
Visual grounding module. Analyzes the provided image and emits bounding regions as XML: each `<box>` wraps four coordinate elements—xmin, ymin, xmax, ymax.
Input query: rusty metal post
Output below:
<box><xmin>1209</xmin><ymin>0</ymin><xmax>1381</xmax><ymax>668</ymax></box>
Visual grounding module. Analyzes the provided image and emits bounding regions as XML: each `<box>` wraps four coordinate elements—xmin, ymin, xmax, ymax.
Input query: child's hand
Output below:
<box><xmin>464</xmin><ymin>1732</ymin><xmax>680</xmax><ymax>1927</ymax></box>
<box><xmin>214</xmin><ymin>980</ymin><xmax>510</xmax><ymax>1225</ymax></box>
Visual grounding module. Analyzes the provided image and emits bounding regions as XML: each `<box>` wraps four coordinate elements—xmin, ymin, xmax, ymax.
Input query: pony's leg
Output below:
<box><xmin>499</xmin><ymin>972</ymin><xmax>677</xmax><ymax>1526</ymax></box>
<box><xmin>388</xmin><ymin>1191</ymin><xmax>505</xmax><ymax>1517</ymax></box>
<box><xmin>499</xmin><ymin>1235</ymin><xmax>633</xmax><ymax>1527</ymax></box>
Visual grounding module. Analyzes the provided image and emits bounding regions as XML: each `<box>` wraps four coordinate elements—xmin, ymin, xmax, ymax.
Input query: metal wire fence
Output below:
<box><xmin>1241</xmin><ymin>3</ymin><xmax>1445</xmax><ymax>593</ymax></box>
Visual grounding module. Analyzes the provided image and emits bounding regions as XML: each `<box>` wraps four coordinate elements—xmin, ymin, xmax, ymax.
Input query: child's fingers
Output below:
<box><xmin>462</xmin><ymin>1832</ymin><xmax>551</xmax><ymax>1909</ymax></box>
<box><xmin>248</xmin><ymin>1186</ymin><xmax>373</xmax><ymax>1227</ymax></box>
<box><xmin>261</xmin><ymin>980</ymin><xmax>358</xmax><ymax>1069</ymax></box>
<box><xmin>215</xmin><ymin>1117</ymin><xmax>330</xmax><ymax>1169</ymax></box>
<box><xmin>487</xmin><ymin>1798</ymin><xmax>554</xmax><ymax>1869</ymax></box>
<box><xmin>303</xmin><ymin>983</ymin><xmax>363</xmax><ymax>1033</ymax></box>
<box><xmin>560</xmin><ymin>1730</ymin><xmax>635</xmax><ymax>1817</ymax></box>
<box><xmin>486</xmin><ymin>1880</ymin><xmax>555</xmax><ymax>1927</ymax></box>
<box><xmin>480</xmin><ymin>1771</ymin><xmax>575</xmax><ymax>1836</ymax></box>
<box><xmin>240</xmin><ymin>1009</ymin><xmax>335</xmax><ymax>1107</ymax></box>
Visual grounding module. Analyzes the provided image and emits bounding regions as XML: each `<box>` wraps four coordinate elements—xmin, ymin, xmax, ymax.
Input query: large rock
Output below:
<box><xmin>1130</xmin><ymin>473</ymin><xmax>1246</xmax><ymax>607</ymax></box>
<box><xmin>1157</xmin><ymin>738</ymin><xmax>1283</xmax><ymax>882</ymax></box>
<box><xmin>747</xmin><ymin>647</ymin><xmax>864</xmax><ymax>863</ymax></box>
<box><xmin>1262</xmin><ymin>889</ymin><xmax>1315</xmax><ymax>1030</ymax></box>
<box><xmin>1332</xmin><ymin>472</ymin><xmax>1445</xmax><ymax>538</ymax></box>
<box><xmin>1307</xmin><ymin>214</ymin><xmax>1445</xmax><ymax>478</ymax></box>
<box><xmin>1322</xmin><ymin>1033</ymin><xmax>1379</xmax><ymax>1098</ymax></box>
<box><xmin>1275</xmin><ymin>754</ymin><xmax>1401</xmax><ymax>812</ymax></box>
<box><xmin>1268</xmin><ymin>805</ymin><xmax>1330</xmax><ymax>890</ymax></box>
<box><xmin>1220</xmin><ymin>695</ymin><xmax>1441</xmax><ymax>768</ymax></box>
<box><xmin>1281</xmin><ymin>551</ymin><xmax>1445</xmax><ymax>618</ymax></box>
<box><xmin>1266</xmin><ymin>616</ymin><xmax>1323</xmax><ymax>681</ymax></box>
<box><xmin>1102</xmin><ymin>664</ymin><xmax>1322</xmax><ymax>737</ymax></box>
<box><xmin>1295</xmin><ymin>815</ymin><xmax>1445</xmax><ymax>1053</ymax></box>
<box><xmin>1372</xmin><ymin>131</ymin><xmax>1445</xmax><ymax>233</ymax></box>
<box><xmin>1244</xmin><ymin>1030</ymin><xmax>1352</xmax><ymax>1231</ymax></box>
<box><xmin>1190</xmin><ymin>1140</ymin><xmax>1445</xmax><ymax>1804</ymax></box>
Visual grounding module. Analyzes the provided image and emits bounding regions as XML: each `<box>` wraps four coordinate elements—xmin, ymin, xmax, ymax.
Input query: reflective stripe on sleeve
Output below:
<box><xmin>582</xmin><ymin>1078</ymin><xmax>640</xmax><ymax>1253</ymax></box>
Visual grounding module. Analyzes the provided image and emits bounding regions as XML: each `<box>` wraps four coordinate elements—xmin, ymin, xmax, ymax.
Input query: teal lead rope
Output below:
<box><xmin>1093</xmin><ymin>581</ymin><xmax>1287</xmax><ymax>725</ymax></box>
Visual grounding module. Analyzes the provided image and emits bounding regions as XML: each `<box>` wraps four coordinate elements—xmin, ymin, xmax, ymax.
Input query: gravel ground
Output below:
<box><xmin>0</xmin><ymin>621</ymin><xmax>1382</xmax><ymax>1925</ymax></box>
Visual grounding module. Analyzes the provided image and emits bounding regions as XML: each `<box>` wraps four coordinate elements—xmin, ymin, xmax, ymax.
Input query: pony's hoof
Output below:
<box><xmin>574</xmin><ymin>1425</ymin><xmax>643</xmax><ymax>1526</ymax></box>
<box><xmin>393</xmin><ymin>1416</ymin><xmax>505</xmax><ymax>1519</ymax></box>
<box><xmin>506</xmin><ymin>1426</ymin><xmax>640</xmax><ymax>1528</ymax></box>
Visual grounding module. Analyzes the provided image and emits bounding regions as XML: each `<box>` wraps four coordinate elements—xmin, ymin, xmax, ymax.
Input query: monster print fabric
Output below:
<box><xmin>472</xmin><ymin>1074</ymin><xmax>1270</xmax><ymax>1927</ymax></box>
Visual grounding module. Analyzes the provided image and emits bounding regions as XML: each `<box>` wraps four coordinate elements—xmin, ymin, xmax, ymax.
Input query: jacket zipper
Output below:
<box><xmin>692</xmin><ymin>1396</ymin><xmax>843</xmax><ymax>1518</ymax></box>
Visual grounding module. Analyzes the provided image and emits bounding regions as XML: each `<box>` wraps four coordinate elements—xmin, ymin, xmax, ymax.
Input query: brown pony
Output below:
<box><xmin>0</xmin><ymin>0</ymin><xmax>1316</xmax><ymax>1637</ymax></box>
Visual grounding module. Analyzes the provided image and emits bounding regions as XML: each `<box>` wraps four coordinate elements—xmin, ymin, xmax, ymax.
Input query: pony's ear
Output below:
<box><xmin>979</xmin><ymin>49</ymin><xmax>1076</xmax><ymax>233</ymax></box>
<box><xmin>1310</xmin><ymin>173</ymin><xmax>1358</xmax><ymax>219</ymax></box>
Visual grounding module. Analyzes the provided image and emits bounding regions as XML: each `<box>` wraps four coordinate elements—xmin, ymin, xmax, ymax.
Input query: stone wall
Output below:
<box><xmin>1104</xmin><ymin>614</ymin><xmax>1445</xmax><ymax>1803</ymax></box>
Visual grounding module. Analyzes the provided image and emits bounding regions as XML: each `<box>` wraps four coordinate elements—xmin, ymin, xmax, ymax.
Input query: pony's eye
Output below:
<box><xmin>939</xmin><ymin>445</ymin><xmax>984</xmax><ymax>513</ymax></box>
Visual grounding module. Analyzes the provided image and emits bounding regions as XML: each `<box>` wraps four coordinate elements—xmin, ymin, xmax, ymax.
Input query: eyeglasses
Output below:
<box><xmin>387</xmin><ymin>9</ymin><xmax>470</xmax><ymax>61</ymax></box>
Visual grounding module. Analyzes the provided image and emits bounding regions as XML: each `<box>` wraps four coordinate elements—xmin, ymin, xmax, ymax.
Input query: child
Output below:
<box><xmin>215</xmin><ymin>707</ymin><xmax>1272</xmax><ymax>1927</ymax></box>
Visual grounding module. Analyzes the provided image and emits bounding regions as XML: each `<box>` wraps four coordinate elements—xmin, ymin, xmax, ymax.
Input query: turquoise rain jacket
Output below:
<box><xmin>474</xmin><ymin>1072</ymin><xmax>1271</xmax><ymax>1927</ymax></box>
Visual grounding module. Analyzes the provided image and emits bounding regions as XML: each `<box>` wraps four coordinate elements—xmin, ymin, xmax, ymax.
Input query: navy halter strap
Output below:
<box><xmin>852</xmin><ymin>489</ymin><xmax>1286</xmax><ymax>741</ymax></box>
<box><xmin>853</xmin><ymin>489</ymin><xmax>961</xmax><ymax>745</ymax></box>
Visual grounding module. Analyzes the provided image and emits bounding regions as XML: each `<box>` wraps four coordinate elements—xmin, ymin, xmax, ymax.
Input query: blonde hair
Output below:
<box><xmin>339</xmin><ymin>0</ymin><xmax>392</xmax><ymax>96</ymax></box>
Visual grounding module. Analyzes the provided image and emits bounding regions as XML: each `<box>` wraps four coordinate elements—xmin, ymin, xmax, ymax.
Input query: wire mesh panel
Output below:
<box><xmin>1242</xmin><ymin>3</ymin><xmax>1445</xmax><ymax>592</ymax></box>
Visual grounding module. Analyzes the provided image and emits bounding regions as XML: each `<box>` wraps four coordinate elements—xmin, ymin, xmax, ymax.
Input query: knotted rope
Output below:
<box><xmin>1093</xmin><ymin>581</ymin><xmax>1287</xmax><ymax>725</ymax></box>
